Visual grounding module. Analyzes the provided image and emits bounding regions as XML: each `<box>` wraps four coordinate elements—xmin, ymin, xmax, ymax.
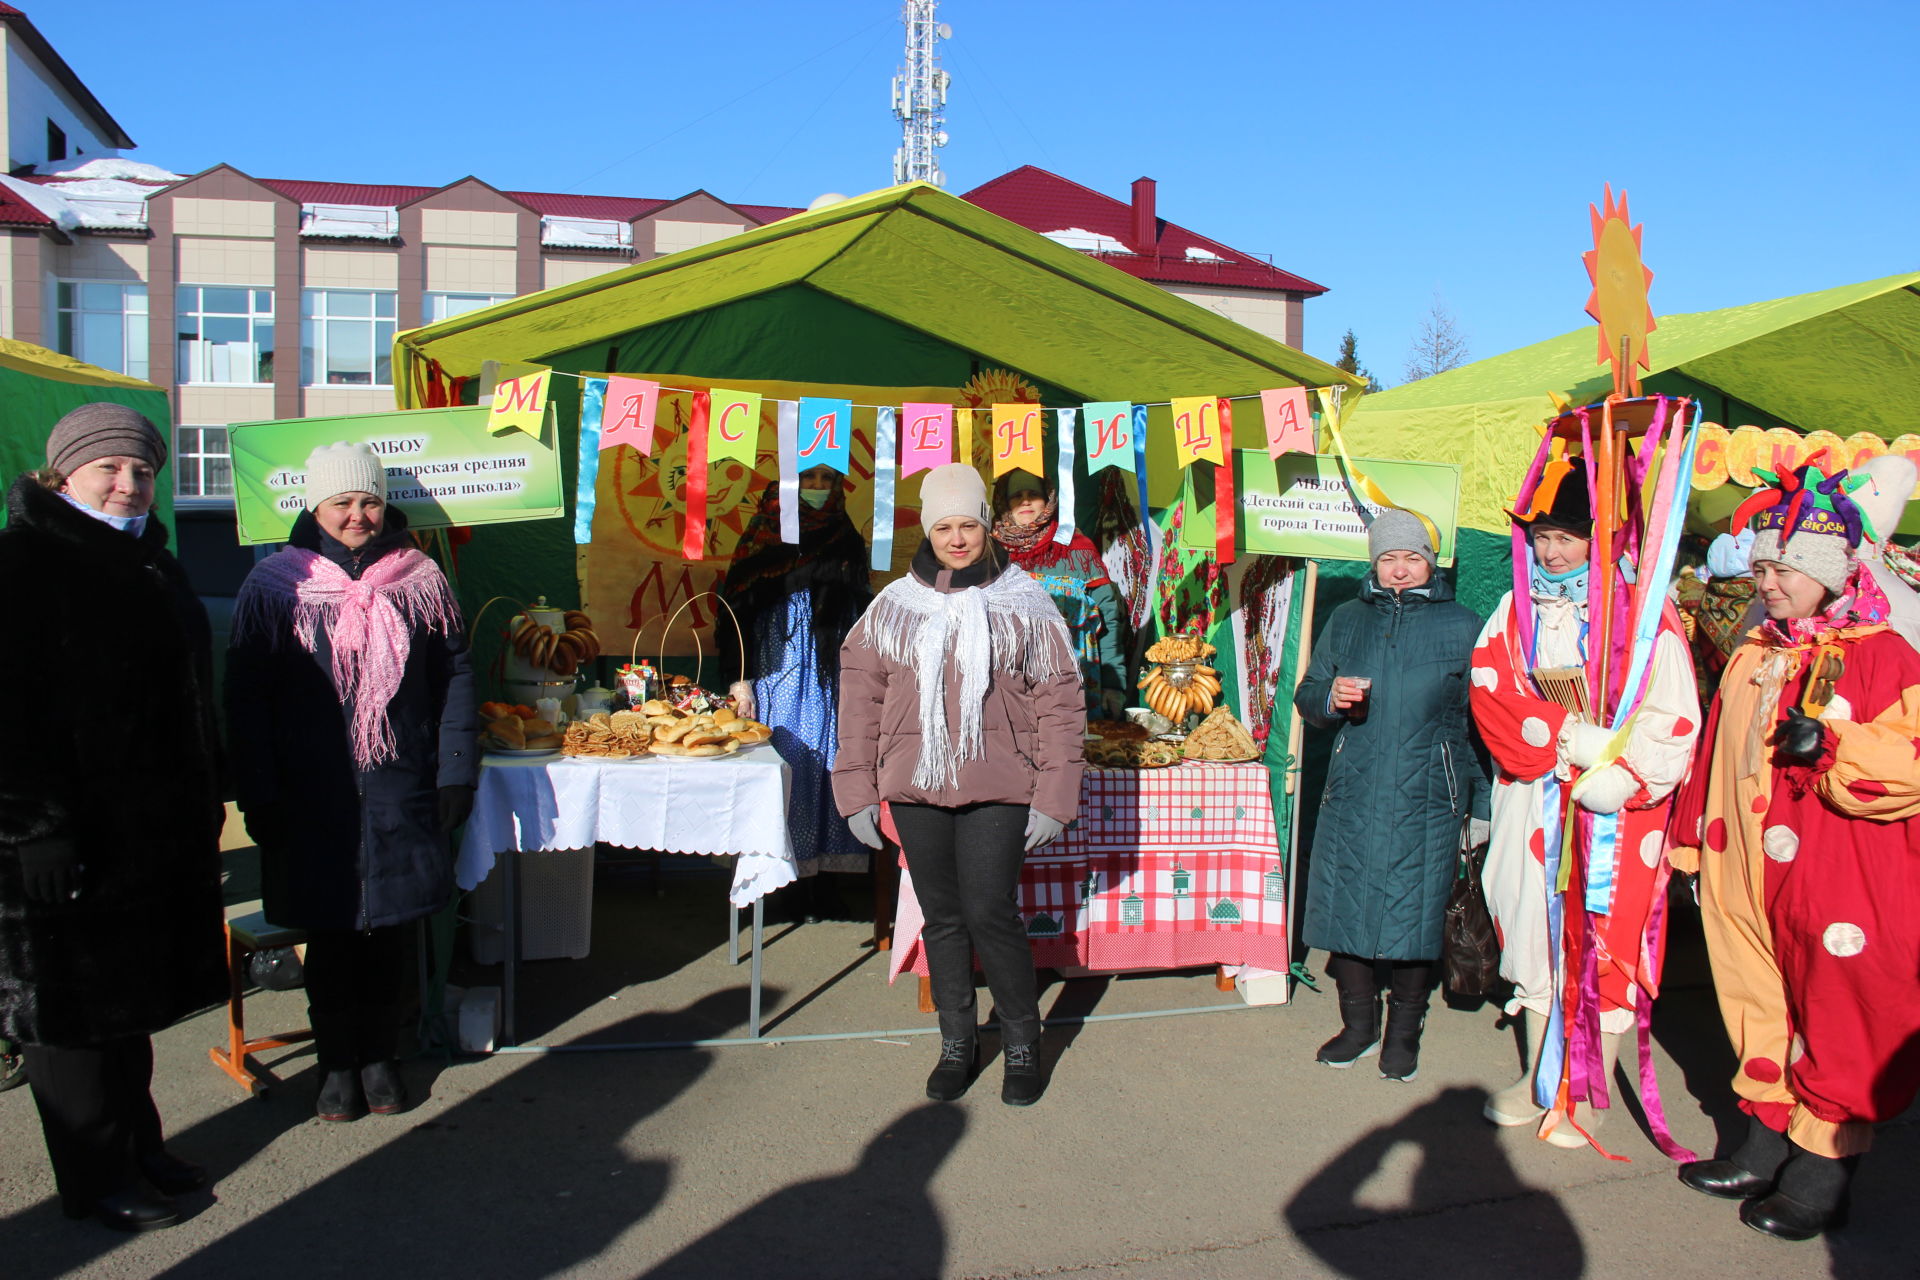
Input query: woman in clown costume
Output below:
<box><xmin>1468</xmin><ymin>456</ymin><xmax>1701</xmax><ymax>1150</ymax></box>
<box><xmin>1668</xmin><ymin>460</ymin><xmax>1920</xmax><ymax>1242</ymax></box>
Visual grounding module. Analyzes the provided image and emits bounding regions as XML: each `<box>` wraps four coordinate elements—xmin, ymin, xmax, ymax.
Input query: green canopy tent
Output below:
<box><xmin>1347</xmin><ymin>270</ymin><xmax>1920</xmax><ymax>614</ymax></box>
<box><xmin>391</xmin><ymin>181</ymin><xmax>1358</xmax><ymax>615</ymax></box>
<box><xmin>0</xmin><ymin>337</ymin><xmax>174</xmax><ymax>539</ymax></box>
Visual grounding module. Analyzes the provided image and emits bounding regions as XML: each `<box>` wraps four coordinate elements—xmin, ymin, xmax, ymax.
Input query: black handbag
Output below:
<box><xmin>1442</xmin><ymin>839</ymin><xmax>1500</xmax><ymax>997</ymax></box>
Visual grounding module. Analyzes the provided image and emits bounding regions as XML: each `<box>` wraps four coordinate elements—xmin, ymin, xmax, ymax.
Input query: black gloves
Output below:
<box><xmin>19</xmin><ymin>838</ymin><xmax>80</xmax><ymax>904</ymax></box>
<box><xmin>1771</xmin><ymin>707</ymin><xmax>1827</xmax><ymax>765</ymax></box>
<box><xmin>439</xmin><ymin>785</ymin><xmax>475</xmax><ymax>834</ymax></box>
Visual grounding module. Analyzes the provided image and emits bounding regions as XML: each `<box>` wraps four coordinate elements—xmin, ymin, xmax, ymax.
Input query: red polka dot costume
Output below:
<box><xmin>1669</xmin><ymin>560</ymin><xmax>1920</xmax><ymax>1160</ymax></box>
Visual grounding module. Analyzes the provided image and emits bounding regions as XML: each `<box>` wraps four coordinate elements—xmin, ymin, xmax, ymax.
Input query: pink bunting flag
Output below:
<box><xmin>600</xmin><ymin>377</ymin><xmax>660</xmax><ymax>453</ymax></box>
<box><xmin>899</xmin><ymin>403</ymin><xmax>954</xmax><ymax>477</ymax></box>
<box><xmin>1261</xmin><ymin>387</ymin><xmax>1314</xmax><ymax>457</ymax></box>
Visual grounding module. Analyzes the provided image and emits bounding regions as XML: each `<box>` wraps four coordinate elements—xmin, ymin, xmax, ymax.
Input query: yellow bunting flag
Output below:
<box><xmin>1170</xmin><ymin>395</ymin><xmax>1226</xmax><ymax>468</ymax></box>
<box><xmin>991</xmin><ymin>402</ymin><xmax>1044</xmax><ymax>478</ymax></box>
<box><xmin>487</xmin><ymin>367</ymin><xmax>551</xmax><ymax>437</ymax></box>
<box><xmin>708</xmin><ymin>388</ymin><xmax>762</xmax><ymax>467</ymax></box>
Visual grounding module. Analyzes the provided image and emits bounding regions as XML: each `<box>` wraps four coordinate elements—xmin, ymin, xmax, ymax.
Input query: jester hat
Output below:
<box><xmin>1733</xmin><ymin>455</ymin><xmax>1873</xmax><ymax>595</ymax></box>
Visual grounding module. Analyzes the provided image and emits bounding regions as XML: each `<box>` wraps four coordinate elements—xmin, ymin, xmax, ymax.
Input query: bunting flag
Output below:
<box><xmin>1215</xmin><ymin>397</ymin><xmax>1237</xmax><ymax>565</ymax></box>
<box><xmin>1084</xmin><ymin>401</ymin><xmax>1134</xmax><ymax>475</ymax></box>
<box><xmin>1053</xmin><ymin>407</ymin><xmax>1079</xmax><ymax>547</ymax></box>
<box><xmin>1261</xmin><ymin>386</ymin><xmax>1314</xmax><ymax>457</ymax></box>
<box><xmin>1171</xmin><ymin>395</ymin><xmax>1227</xmax><ymax>469</ymax></box>
<box><xmin>488</xmin><ymin>366</ymin><xmax>551</xmax><ymax>437</ymax></box>
<box><xmin>575</xmin><ymin>377</ymin><xmax>607</xmax><ymax>544</ymax></box>
<box><xmin>899</xmin><ymin>402</ymin><xmax>954</xmax><ymax>477</ymax></box>
<box><xmin>776</xmin><ymin>398</ymin><xmax>801</xmax><ymax>544</ymax></box>
<box><xmin>1130</xmin><ymin>402</ymin><xmax>1151</xmax><ymax>533</ymax></box>
<box><xmin>683</xmin><ymin>390</ymin><xmax>711</xmax><ymax>560</ymax></box>
<box><xmin>709</xmin><ymin>387</ymin><xmax>761</xmax><ymax>467</ymax></box>
<box><xmin>991</xmin><ymin>402</ymin><xmax>1044</xmax><ymax>478</ymax></box>
<box><xmin>871</xmin><ymin>406</ymin><xmax>898</xmax><ymax>572</ymax></box>
<box><xmin>601</xmin><ymin>376</ymin><xmax>659</xmax><ymax>453</ymax></box>
<box><xmin>958</xmin><ymin>406</ymin><xmax>977</xmax><ymax>471</ymax></box>
<box><xmin>796</xmin><ymin>396</ymin><xmax>852</xmax><ymax>474</ymax></box>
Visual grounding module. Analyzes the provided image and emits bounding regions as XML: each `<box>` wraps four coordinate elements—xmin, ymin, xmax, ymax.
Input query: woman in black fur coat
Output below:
<box><xmin>0</xmin><ymin>405</ymin><xmax>226</xmax><ymax>1233</ymax></box>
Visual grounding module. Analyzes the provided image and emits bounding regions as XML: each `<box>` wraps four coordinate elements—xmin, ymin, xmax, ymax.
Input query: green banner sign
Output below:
<box><xmin>229</xmin><ymin>405</ymin><xmax>565</xmax><ymax>545</ymax></box>
<box><xmin>1180</xmin><ymin>449</ymin><xmax>1461</xmax><ymax>565</ymax></box>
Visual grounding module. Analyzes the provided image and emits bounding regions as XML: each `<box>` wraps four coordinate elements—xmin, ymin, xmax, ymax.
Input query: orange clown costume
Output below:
<box><xmin>1669</xmin><ymin>460</ymin><xmax>1920</xmax><ymax>1233</ymax></box>
<box><xmin>1470</xmin><ymin>400</ymin><xmax>1705</xmax><ymax>1157</ymax></box>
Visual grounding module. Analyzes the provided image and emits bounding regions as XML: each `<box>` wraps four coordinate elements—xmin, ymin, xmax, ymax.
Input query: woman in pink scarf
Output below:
<box><xmin>228</xmin><ymin>443</ymin><xmax>476</xmax><ymax>1123</ymax></box>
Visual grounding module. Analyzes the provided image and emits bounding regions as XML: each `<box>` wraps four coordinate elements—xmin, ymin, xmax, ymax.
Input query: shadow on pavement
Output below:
<box><xmin>1284</xmin><ymin>1085</ymin><xmax>1585</xmax><ymax>1279</ymax></box>
<box><xmin>638</xmin><ymin>1102</ymin><xmax>966</xmax><ymax>1280</ymax></box>
<box><xmin>0</xmin><ymin>987</ymin><xmax>762</xmax><ymax>1280</ymax></box>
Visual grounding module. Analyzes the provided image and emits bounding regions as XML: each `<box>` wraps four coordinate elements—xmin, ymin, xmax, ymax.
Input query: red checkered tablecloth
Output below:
<box><xmin>888</xmin><ymin>762</ymin><xmax>1288</xmax><ymax>980</ymax></box>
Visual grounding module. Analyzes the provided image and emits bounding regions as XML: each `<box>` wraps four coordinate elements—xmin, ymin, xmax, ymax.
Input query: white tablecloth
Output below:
<box><xmin>456</xmin><ymin>746</ymin><xmax>798</xmax><ymax>906</ymax></box>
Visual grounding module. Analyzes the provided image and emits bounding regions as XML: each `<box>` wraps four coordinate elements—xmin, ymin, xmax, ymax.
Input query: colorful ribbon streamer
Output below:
<box><xmin>1215</xmin><ymin>397</ymin><xmax>1236</xmax><ymax>566</ymax></box>
<box><xmin>871</xmin><ymin>406</ymin><xmax>897</xmax><ymax>572</ymax></box>
<box><xmin>682</xmin><ymin>391</ymin><xmax>710</xmax><ymax>561</ymax></box>
<box><xmin>1053</xmin><ymin>407</ymin><xmax>1078</xmax><ymax>547</ymax></box>
<box><xmin>575</xmin><ymin>377</ymin><xmax>606</xmax><ymax>544</ymax></box>
<box><xmin>776</xmin><ymin>398</ymin><xmax>800</xmax><ymax>545</ymax></box>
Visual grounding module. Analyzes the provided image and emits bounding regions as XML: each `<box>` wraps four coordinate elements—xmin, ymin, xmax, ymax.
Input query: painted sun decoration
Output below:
<box><xmin>1582</xmin><ymin>184</ymin><xmax>1657</xmax><ymax>395</ymax></box>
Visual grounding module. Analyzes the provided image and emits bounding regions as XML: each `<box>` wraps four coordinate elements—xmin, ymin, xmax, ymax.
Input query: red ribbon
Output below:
<box><xmin>683</xmin><ymin>391</ymin><xmax>711</xmax><ymax>560</ymax></box>
<box><xmin>1214</xmin><ymin>397</ymin><xmax>1236</xmax><ymax>566</ymax></box>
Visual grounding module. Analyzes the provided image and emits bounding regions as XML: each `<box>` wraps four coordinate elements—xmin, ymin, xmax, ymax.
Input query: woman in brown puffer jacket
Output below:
<box><xmin>834</xmin><ymin>463</ymin><xmax>1086</xmax><ymax>1107</ymax></box>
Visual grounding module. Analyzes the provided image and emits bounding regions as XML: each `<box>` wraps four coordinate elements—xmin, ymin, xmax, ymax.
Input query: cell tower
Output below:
<box><xmin>891</xmin><ymin>2</ymin><xmax>951</xmax><ymax>186</ymax></box>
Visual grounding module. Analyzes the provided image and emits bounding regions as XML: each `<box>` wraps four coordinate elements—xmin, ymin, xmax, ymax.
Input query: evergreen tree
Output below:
<box><xmin>1334</xmin><ymin>329</ymin><xmax>1386</xmax><ymax>393</ymax></box>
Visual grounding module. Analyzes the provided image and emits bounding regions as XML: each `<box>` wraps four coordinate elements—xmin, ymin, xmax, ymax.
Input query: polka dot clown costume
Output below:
<box><xmin>1469</xmin><ymin>422</ymin><xmax>1702</xmax><ymax>1155</ymax></box>
<box><xmin>1668</xmin><ymin>457</ymin><xmax>1920</xmax><ymax>1240</ymax></box>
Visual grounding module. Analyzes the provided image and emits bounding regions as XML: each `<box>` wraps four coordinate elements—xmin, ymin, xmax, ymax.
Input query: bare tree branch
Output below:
<box><xmin>1402</xmin><ymin>294</ymin><xmax>1471</xmax><ymax>383</ymax></box>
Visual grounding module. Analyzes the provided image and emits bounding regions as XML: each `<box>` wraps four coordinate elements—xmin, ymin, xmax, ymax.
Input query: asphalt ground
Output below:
<box><xmin>2</xmin><ymin>854</ymin><xmax>1912</xmax><ymax>1279</ymax></box>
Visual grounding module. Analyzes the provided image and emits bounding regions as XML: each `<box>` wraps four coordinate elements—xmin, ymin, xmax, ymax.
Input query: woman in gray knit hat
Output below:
<box><xmin>1294</xmin><ymin>507</ymin><xmax>1488</xmax><ymax>1082</ymax></box>
<box><xmin>0</xmin><ymin>403</ymin><xmax>226</xmax><ymax>1233</ymax></box>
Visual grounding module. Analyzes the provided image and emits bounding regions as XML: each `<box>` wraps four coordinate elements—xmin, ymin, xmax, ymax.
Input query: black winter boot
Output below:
<box><xmin>1316</xmin><ymin>993</ymin><xmax>1381</xmax><ymax>1067</ymax></box>
<box><xmin>1001</xmin><ymin>1041</ymin><xmax>1044</xmax><ymax>1107</ymax></box>
<box><xmin>925</xmin><ymin>1038</ymin><xmax>976</xmax><ymax>1102</ymax></box>
<box><xmin>315</xmin><ymin>1069</ymin><xmax>365</xmax><ymax>1123</ymax></box>
<box><xmin>1378</xmin><ymin>999</ymin><xmax>1428</xmax><ymax>1081</ymax></box>
<box><xmin>1679</xmin><ymin>1116</ymin><xmax>1789</xmax><ymax>1200</ymax></box>
<box><xmin>1740</xmin><ymin>1144</ymin><xmax>1856</xmax><ymax>1241</ymax></box>
<box><xmin>360</xmin><ymin>1060</ymin><xmax>407</xmax><ymax>1114</ymax></box>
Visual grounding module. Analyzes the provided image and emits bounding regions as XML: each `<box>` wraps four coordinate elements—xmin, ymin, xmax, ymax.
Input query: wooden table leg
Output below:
<box><xmin>917</xmin><ymin>975</ymin><xmax>934</xmax><ymax>1014</ymax></box>
<box><xmin>1215</xmin><ymin>964</ymin><xmax>1235</xmax><ymax>993</ymax></box>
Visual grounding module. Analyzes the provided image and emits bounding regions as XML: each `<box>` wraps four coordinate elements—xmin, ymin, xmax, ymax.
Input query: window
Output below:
<box><xmin>174</xmin><ymin>425</ymin><xmax>233</xmax><ymax>500</ymax></box>
<box><xmin>177</xmin><ymin>286</ymin><xmax>274</xmax><ymax>384</ymax></box>
<box><xmin>53</xmin><ymin>281</ymin><xmax>149</xmax><ymax>380</ymax></box>
<box><xmin>425</xmin><ymin>292</ymin><xmax>512</xmax><ymax>324</ymax></box>
<box><xmin>46</xmin><ymin>120</ymin><xmax>66</xmax><ymax>163</ymax></box>
<box><xmin>301</xmin><ymin>289</ymin><xmax>396</xmax><ymax>386</ymax></box>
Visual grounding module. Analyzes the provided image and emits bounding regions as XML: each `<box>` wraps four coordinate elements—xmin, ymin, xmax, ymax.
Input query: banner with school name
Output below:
<box><xmin>228</xmin><ymin>404</ymin><xmax>565</xmax><ymax>545</ymax></box>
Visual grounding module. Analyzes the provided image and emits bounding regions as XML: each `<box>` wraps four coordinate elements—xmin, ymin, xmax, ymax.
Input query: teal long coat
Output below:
<box><xmin>1294</xmin><ymin>573</ymin><xmax>1488</xmax><ymax>962</ymax></box>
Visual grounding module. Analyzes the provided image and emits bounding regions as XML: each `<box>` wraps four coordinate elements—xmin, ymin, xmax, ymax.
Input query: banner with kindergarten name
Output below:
<box><xmin>228</xmin><ymin>405</ymin><xmax>565</xmax><ymax>545</ymax></box>
<box><xmin>1180</xmin><ymin>449</ymin><xmax>1461</xmax><ymax>565</ymax></box>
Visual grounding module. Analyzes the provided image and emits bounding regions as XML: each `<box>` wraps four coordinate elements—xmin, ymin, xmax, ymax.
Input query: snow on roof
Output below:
<box><xmin>300</xmin><ymin>203</ymin><xmax>400</xmax><ymax>239</ymax></box>
<box><xmin>1042</xmin><ymin>227</ymin><xmax>1134</xmax><ymax>255</ymax></box>
<box><xmin>1184</xmin><ymin>245</ymin><xmax>1224</xmax><ymax>261</ymax></box>
<box><xmin>0</xmin><ymin>174</ymin><xmax>78</xmax><ymax>230</ymax></box>
<box><xmin>46</xmin><ymin>158</ymin><xmax>184</xmax><ymax>183</ymax></box>
<box><xmin>540</xmin><ymin>215</ymin><xmax>632</xmax><ymax>250</ymax></box>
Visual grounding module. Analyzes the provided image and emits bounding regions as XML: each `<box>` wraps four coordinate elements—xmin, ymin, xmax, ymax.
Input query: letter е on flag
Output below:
<box><xmin>899</xmin><ymin>402</ymin><xmax>954</xmax><ymax>477</ymax></box>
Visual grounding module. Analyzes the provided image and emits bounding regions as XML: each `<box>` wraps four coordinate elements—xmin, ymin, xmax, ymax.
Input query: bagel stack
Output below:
<box><xmin>1137</xmin><ymin>632</ymin><xmax>1222</xmax><ymax>723</ymax></box>
<box><xmin>509</xmin><ymin>609</ymin><xmax>603</xmax><ymax>677</ymax></box>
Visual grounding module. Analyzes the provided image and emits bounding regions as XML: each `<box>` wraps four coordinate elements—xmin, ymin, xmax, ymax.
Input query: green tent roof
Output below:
<box><xmin>1352</xmin><ymin>271</ymin><xmax>1920</xmax><ymax>532</ymax></box>
<box><xmin>394</xmin><ymin>182</ymin><xmax>1357</xmax><ymax>404</ymax></box>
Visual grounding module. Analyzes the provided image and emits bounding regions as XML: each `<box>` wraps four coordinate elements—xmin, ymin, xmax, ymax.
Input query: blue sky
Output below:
<box><xmin>40</xmin><ymin>0</ymin><xmax>1919</xmax><ymax>379</ymax></box>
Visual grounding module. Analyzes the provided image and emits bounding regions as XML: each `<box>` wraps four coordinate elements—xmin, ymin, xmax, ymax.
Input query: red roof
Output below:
<box><xmin>0</xmin><ymin>184</ymin><xmax>53</xmax><ymax>227</ymax></box>
<box><xmin>258</xmin><ymin>179</ymin><xmax>434</xmax><ymax>206</ymax></box>
<box><xmin>960</xmin><ymin>165</ymin><xmax>1327</xmax><ymax>297</ymax></box>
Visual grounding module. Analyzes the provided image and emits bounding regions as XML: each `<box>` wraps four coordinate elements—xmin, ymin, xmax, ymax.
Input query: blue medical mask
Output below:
<box><xmin>798</xmin><ymin>489</ymin><xmax>831</xmax><ymax>509</ymax></box>
<box><xmin>60</xmin><ymin>490</ymin><xmax>148</xmax><ymax>537</ymax></box>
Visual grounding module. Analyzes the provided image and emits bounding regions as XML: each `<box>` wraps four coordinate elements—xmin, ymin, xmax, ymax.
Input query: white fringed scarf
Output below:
<box><xmin>856</xmin><ymin>566</ymin><xmax>1073</xmax><ymax>790</ymax></box>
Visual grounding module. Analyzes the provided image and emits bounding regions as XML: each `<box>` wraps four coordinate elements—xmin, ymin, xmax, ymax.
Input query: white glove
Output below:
<box><xmin>846</xmin><ymin>804</ymin><xmax>883</xmax><ymax>849</ymax></box>
<box><xmin>1575</xmin><ymin>763</ymin><xmax>1637</xmax><ymax>815</ymax></box>
<box><xmin>729</xmin><ymin>681</ymin><xmax>756</xmax><ymax>720</ymax></box>
<box><xmin>1563</xmin><ymin>720</ymin><xmax>1615</xmax><ymax>771</ymax></box>
<box><xmin>1466</xmin><ymin>817</ymin><xmax>1491</xmax><ymax>849</ymax></box>
<box><xmin>1024</xmin><ymin>811</ymin><xmax>1067</xmax><ymax>851</ymax></box>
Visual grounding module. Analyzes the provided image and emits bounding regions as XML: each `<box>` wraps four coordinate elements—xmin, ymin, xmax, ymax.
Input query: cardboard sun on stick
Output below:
<box><xmin>708</xmin><ymin>388</ymin><xmax>761</xmax><ymax>467</ymax></box>
<box><xmin>1171</xmin><ymin>395</ymin><xmax>1226</xmax><ymax>468</ymax></box>
<box><xmin>600</xmin><ymin>376</ymin><xmax>660</xmax><ymax>453</ymax></box>
<box><xmin>1583</xmin><ymin>184</ymin><xmax>1657</xmax><ymax>398</ymax></box>
<box><xmin>488</xmin><ymin>367</ymin><xmax>551</xmax><ymax>437</ymax></box>
<box><xmin>1261</xmin><ymin>387</ymin><xmax>1314</xmax><ymax>457</ymax></box>
<box><xmin>1084</xmin><ymin>401</ymin><xmax>1134</xmax><ymax>474</ymax></box>
<box><xmin>991</xmin><ymin>402</ymin><xmax>1043</xmax><ymax>478</ymax></box>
